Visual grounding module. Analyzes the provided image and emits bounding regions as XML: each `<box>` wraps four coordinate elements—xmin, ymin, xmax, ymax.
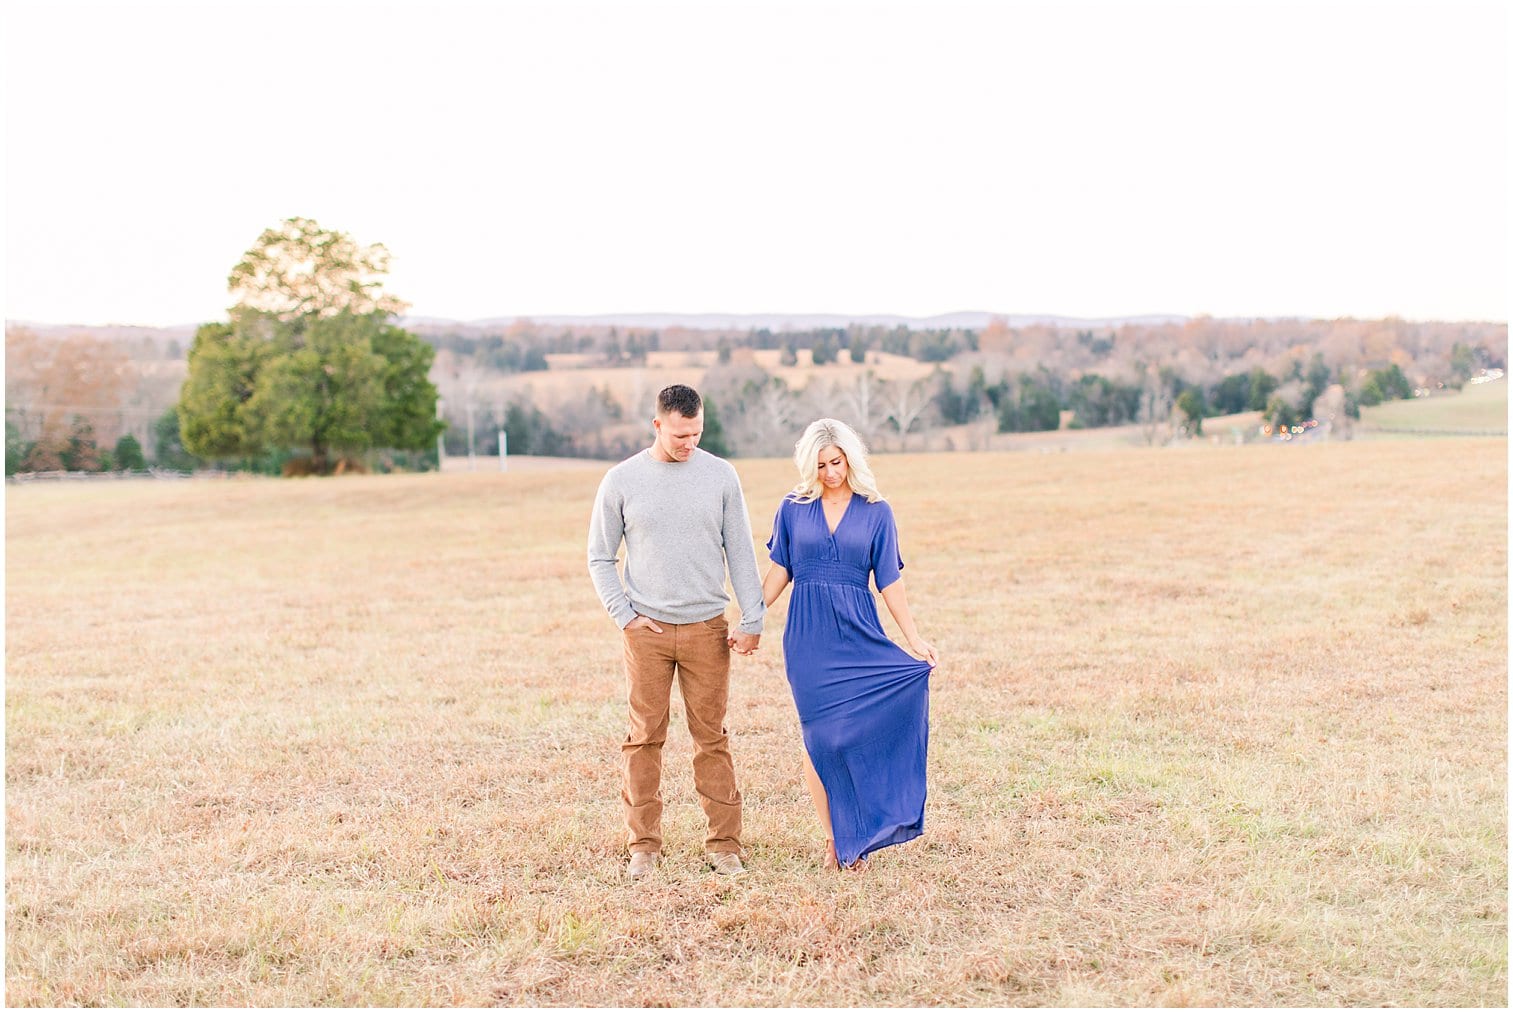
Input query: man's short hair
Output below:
<box><xmin>657</xmin><ymin>384</ymin><xmax>702</xmax><ymax>418</ymax></box>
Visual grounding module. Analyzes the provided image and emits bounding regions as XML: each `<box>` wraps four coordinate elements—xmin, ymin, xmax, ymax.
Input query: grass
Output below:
<box><xmin>5</xmin><ymin>437</ymin><xmax>1507</xmax><ymax>1005</ymax></box>
<box><xmin>1359</xmin><ymin>377</ymin><xmax>1508</xmax><ymax>434</ymax></box>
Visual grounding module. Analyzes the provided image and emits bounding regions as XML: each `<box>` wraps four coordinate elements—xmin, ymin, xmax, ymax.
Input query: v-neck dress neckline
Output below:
<box><xmin>820</xmin><ymin>494</ymin><xmax>854</xmax><ymax>538</ymax></box>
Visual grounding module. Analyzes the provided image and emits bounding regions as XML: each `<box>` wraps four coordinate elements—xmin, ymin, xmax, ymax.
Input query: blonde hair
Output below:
<box><xmin>789</xmin><ymin>418</ymin><xmax>883</xmax><ymax>503</ymax></box>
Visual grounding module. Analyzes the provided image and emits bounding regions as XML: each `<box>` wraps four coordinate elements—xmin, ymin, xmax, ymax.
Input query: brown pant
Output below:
<box><xmin>621</xmin><ymin>615</ymin><xmax>742</xmax><ymax>856</ymax></box>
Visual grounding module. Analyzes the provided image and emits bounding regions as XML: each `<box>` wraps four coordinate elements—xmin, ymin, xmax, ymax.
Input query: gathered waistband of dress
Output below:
<box><xmin>792</xmin><ymin>558</ymin><xmax>871</xmax><ymax>589</ymax></box>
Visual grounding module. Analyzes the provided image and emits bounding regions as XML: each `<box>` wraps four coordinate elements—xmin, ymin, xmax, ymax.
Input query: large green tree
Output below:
<box><xmin>178</xmin><ymin>322</ymin><xmax>267</xmax><ymax>459</ymax></box>
<box><xmin>152</xmin><ymin>408</ymin><xmax>201</xmax><ymax>472</ymax></box>
<box><xmin>227</xmin><ymin>215</ymin><xmax>407</xmax><ymax>320</ymax></box>
<box><xmin>178</xmin><ymin>218</ymin><xmax>444</xmax><ymax>473</ymax></box>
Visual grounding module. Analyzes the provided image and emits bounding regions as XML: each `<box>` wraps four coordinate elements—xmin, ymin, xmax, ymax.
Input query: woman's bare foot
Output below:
<box><xmin>823</xmin><ymin>840</ymin><xmax>839</xmax><ymax>870</ymax></box>
<box><xmin>844</xmin><ymin>857</ymin><xmax>869</xmax><ymax>873</ymax></box>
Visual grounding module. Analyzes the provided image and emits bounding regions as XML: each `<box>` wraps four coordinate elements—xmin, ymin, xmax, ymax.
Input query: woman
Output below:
<box><xmin>763</xmin><ymin>418</ymin><xmax>938</xmax><ymax>871</ymax></box>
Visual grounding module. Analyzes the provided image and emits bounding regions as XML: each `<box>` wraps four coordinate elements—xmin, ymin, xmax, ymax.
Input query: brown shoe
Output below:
<box><xmin>708</xmin><ymin>852</ymin><xmax>746</xmax><ymax>876</ymax></box>
<box><xmin>626</xmin><ymin>851</ymin><xmax>659</xmax><ymax>881</ymax></box>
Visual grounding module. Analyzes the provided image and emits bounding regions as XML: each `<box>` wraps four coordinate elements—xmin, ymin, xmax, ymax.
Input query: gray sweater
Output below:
<box><xmin>588</xmin><ymin>448</ymin><xmax>766</xmax><ymax>633</ymax></box>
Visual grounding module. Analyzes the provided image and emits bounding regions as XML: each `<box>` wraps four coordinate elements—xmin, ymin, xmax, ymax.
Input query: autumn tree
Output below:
<box><xmin>977</xmin><ymin>317</ymin><xmax>1014</xmax><ymax>355</ymax></box>
<box><xmin>5</xmin><ymin>327</ymin><xmax>130</xmax><ymax>472</ymax></box>
<box><xmin>178</xmin><ymin>218</ymin><xmax>444</xmax><ymax>474</ymax></box>
<box><xmin>60</xmin><ymin>417</ymin><xmax>103</xmax><ymax>471</ymax></box>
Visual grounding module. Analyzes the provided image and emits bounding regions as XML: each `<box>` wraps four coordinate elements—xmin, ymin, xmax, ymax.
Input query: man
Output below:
<box><xmin>587</xmin><ymin>383</ymin><xmax>765</xmax><ymax>879</ymax></box>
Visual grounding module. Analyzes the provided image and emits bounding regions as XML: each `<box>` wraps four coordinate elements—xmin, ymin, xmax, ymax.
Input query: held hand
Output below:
<box><xmin>627</xmin><ymin>615</ymin><xmax>664</xmax><ymax>634</ymax></box>
<box><xmin>908</xmin><ymin>637</ymin><xmax>938</xmax><ymax>668</ymax></box>
<box><xmin>728</xmin><ymin>631</ymin><xmax>760</xmax><ymax>656</ymax></box>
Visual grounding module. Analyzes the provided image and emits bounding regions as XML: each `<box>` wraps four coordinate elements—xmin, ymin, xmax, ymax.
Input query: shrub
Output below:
<box><xmin>113</xmin><ymin>434</ymin><xmax>147</xmax><ymax>471</ymax></box>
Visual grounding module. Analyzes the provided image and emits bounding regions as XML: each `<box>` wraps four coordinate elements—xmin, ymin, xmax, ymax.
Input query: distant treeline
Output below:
<box><xmin>451</xmin><ymin>358</ymin><xmax>1438</xmax><ymax>463</ymax></box>
<box><xmin>418</xmin><ymin>322</ymin><xmax>978</xmax><ymax>370</ymax></box>
<box><xmin>411</xmin><ymin>316</ymin><xmax>1503</xmax><ymax>380</ymax></box>
<box><xmin>421</xmin><ymin>316</ymin><xmax>1506</xmax><ymax>458</ymax></box>
<box><xmin>7</xmin><ymin>315</ymin><xmax>1507</xmax><ymax>473</ymax></box>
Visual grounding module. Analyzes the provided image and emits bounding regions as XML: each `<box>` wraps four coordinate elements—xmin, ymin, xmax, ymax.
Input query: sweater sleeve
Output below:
<box><xmin>587</xmin><ymin>471</ymin><xmax>638</xmax><ymax>628</ymax></box>
<box><xmin>722</xmin><ymin>468</ymin><xmax>766</xmax><ymax>634</ymax></box>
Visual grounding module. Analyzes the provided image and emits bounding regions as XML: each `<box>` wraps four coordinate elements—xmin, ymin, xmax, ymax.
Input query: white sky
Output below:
<box><xmin>3</xmin><ymin>0</ymin><xmax>1508</xmax><ymax>326</ymax></box>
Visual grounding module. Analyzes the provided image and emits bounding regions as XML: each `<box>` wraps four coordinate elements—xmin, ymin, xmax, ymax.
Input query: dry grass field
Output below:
<box><xmin>5</xmin><ymin>438</ymin><xmax>1507</xmax><ymax>1006</ymax></box>
<box><xmin>1359</xmin><ymin>378</ymin><xmax>1508</xmax><ymax>435</ymax></box>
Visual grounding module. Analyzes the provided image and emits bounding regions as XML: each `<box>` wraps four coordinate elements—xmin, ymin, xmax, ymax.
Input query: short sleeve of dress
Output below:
<box><xmin>870</xmin><ymin>501</ymin><xmax>905</xmax><ymax>591</ymax></box>
<box><xmin>766</xmin><ymin>498</ymin><xmax>792</xmax><ymax>570</ymax></box>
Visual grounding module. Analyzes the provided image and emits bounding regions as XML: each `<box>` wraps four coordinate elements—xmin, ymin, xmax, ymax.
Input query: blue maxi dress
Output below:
<box><xmin>767</xmin><ymin>494</ymin><xmax>933</xmax><ymax>866</ymax></box>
